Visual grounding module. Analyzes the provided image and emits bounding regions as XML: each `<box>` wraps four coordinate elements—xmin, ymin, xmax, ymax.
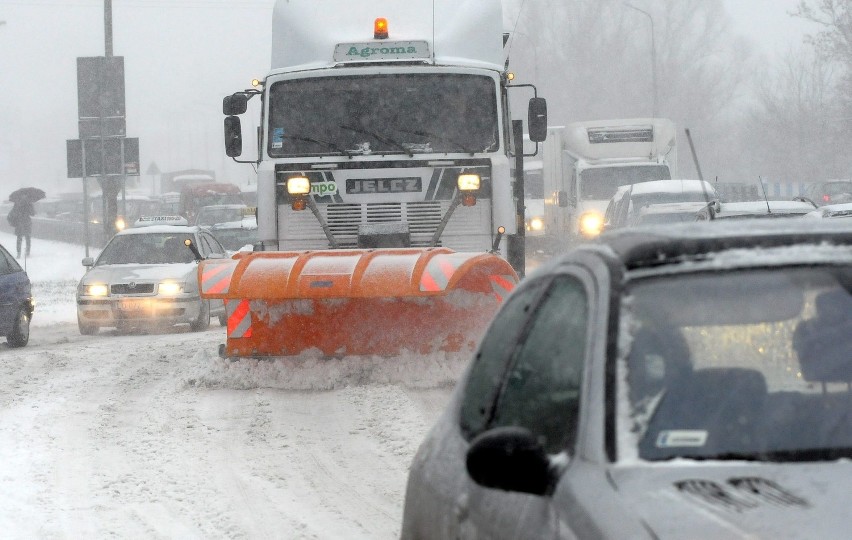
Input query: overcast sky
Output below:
<box><xmin>0</xmin><ymin>0</ymin><xmax>820</xmax><ymax>197</ymax></box>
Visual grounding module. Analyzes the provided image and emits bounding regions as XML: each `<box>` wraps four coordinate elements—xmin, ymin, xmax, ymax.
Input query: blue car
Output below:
<box><xmin>0</xmin><ymin>242</ymin><xmax>34</xmax><ymax>348</ymax></box>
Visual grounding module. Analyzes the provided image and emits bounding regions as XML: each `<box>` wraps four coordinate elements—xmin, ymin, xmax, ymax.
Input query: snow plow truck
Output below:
<box><xmin>199</xmin><ymin>0</ymin><xmax>547</xmax><ymax>358</ymax></box>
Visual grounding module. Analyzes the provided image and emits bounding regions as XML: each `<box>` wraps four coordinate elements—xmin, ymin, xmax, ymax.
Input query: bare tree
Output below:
<box><xmin>505</xmin><ymin>0</ymin><xmax>752</xmax><ymax>178</ymax></box>
<box><xmin>744</xmin><ymin>47</ymin><xmax>847</xmax><ymax>183</ymax></box>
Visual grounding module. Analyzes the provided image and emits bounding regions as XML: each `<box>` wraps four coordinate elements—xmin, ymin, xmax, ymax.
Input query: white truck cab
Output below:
<box><xmin>542</xmin><ymin>118</ymin><xmax>677</xmax><ymax>246</ymax></box>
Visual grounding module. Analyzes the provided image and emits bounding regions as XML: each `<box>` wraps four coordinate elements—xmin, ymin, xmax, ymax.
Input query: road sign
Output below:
<box><xmin>79</xmin><ymin>117</ymin><xmax>126</xmax><ymax>139</ymax></box>
<box><xmin>77</xmin><ymin>56</ymin><xmax>125</xmax><ymax>118</ymax></box>
<box><xmin>66</xmin><ymin>137</ymin><xmax>140</xmax><ymax>178</ymax></box>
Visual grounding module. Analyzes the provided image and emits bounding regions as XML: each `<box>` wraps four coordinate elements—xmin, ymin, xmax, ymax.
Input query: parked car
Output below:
<box><xmin>0</xmin><ymin>242</ymin><xmax>34</xmax><ymax>348</ymax></box>
<box><xmin>401</xmin><ymin>220</ymin><xmax>852</xmax><ymax>539</ymax></box>
<box><xmin>801</xmin><ymin>180</ymin><xmax>852</xmax><ymax>206</ymax></box>
<box><xmin>604</xmin><ymin>179</ymin><xmax>718</xmax><ymax>230</ymax></box>
<box><xmin>804</xmin><ymin>202</ymin><xmax>852</xmax><ymax>220</ymax></box>
<box><xmin>76</xmin><ymin>217</ymin><xmax>227</xmax><ymax>334</ymax></box>
<box><xmin>697</xmin><ymin>200</ymin><xmax>817</xmax><ymax>221</ymax></box>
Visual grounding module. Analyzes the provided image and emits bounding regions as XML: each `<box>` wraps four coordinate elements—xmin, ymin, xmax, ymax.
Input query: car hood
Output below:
<box><xmin>609</xmin><ymin>462</ymin><xmax>852</xmax><ymax>539</ymax></box>
<box><xmin>82</xmin><ymin>263</ymin><xmax>197</xmax><ymax>284</ymax></box>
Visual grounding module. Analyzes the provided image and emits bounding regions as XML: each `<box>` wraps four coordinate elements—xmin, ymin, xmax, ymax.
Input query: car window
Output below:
<box><xmin>0</xmin><ymin>247</ymin><xmax>12</xmax><ymax>274</ymax></box>
<box><xmin>204</xmin><ymin>233</ymin><xmax>225</xmax><ymax>255</ymax></box>
<box><xmin>490</xmin><ymin>276</ymin><xmax>589</xmax><ymax>454</ymax></box>
<box><xmin>460</xmin><ymin>279</ymin><xmax>548</xmax><ymax>439</ymax></box>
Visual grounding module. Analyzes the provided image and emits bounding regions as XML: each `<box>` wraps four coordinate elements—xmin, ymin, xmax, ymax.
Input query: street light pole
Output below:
<box><xmin>623</xmin><ymin>3</ymin><xmax>657</xmax><ymax>118</ymax></box>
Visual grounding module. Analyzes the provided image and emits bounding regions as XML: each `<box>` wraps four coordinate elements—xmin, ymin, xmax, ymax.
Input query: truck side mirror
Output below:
<box><xmin>557</xmin><ymin>190</ymin><xmax>570</xmax><ymax>208</ymax></box>
<box><xmin>223</xmin><ymin>93</ymin><xmax>249</xmax><ymax>116</ymax></box>
<box><xmin>225</xmin><ymin>116</ymin><xmax>243</xmax><ymax>157</ymax></box>
<box><xmin>527</xmin><ymin>98</ymin><xmax>548</xmax><ymax>142</ymax></box>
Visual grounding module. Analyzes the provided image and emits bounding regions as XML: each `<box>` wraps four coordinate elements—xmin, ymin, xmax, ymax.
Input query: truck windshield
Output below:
<box><xmin>580</xmin><ymin>165</ymin><xmax>671</xmax><ymax>200</ymax></box>
<box><xmin>267</xmin><ymin>74</ymin><xmax>499</xmax><ymax>157</ymax></box>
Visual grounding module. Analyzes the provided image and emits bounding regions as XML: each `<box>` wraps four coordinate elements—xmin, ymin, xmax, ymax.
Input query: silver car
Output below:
<box><xmin>76</xmin><ymin>222</ymin><xmax>227</xmax><ymax>334</ymax></box>
<box><xmin>402</xmin><ymin>220</ymin><xmax>852</xmax><ymax>539</ymax></box>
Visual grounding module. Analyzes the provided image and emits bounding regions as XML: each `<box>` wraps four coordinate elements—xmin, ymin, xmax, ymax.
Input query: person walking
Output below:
<box><xmin>9</xmin><ymin>200</ymin><xmax>34</xmax><ymax>258</ymax></box>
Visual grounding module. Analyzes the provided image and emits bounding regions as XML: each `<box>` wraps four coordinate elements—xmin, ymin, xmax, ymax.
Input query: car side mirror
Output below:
<box><xmin>527</xmin><ymin>98</ymin><xmax>548</xmax><ymax>143</ymax></box>
<box><xmin>466</xmin><ymin>426</ymin><xmax>553</xmax><ymax>496</ymax></box>
<box><xmin>82</xmin><ymin>257</ymin><xmax>94</xmax><ymax>267</ymax></box>
<box><xmin>223</xmin><ymin>93</ymin><xmax>249</xmax><ymax>116</ymax></box>
<box><xmin>224</xmin><ymin>116</ymin><xmax>243</xmax><ymax>158</ymax></box>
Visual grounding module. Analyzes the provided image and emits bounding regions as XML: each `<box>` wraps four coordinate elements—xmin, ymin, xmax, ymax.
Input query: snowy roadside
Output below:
<box><xmin>0</xmin><ymin>230</ymin><xmax>95</xmax><ymax>327</ymax></box>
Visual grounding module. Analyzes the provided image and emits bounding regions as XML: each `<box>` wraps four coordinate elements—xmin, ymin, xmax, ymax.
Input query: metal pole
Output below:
<box><xmin>623</xmin><ymin>3</ymin><xmax>657</xmax><ymax>118</ymax></box>
<box><xmin>82</xmin><ymin>145</ymin><xmax>90</xmax><ymax>258</ymax></box>
<box><xmin>104</xmin><ymin>0</ymin><xmax>113</xmax><ymax>57</ymax></box>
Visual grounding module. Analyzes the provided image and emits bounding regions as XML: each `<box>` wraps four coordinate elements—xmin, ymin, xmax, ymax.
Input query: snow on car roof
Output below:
<box><xmin>597</xmin><ymin>219</ymin><xmax>852</xmax><ymax>270</ymax></box>
<box><xmin>717</xmin><ymin>200</ymin><xmax>816</xmax><ymax>217</ymax></box>
<box><xmin>118</xmin><ymin>224</ymin><xmax>200</xmax><ymax>235</ymax></box>
<box><xmin>805</xmin><ymin>202</ymin><xmax>852</xmax><ymax>218</ymax></box>
<box><xmin>636</xmin><ymin>201</ymin><xmax>709</xmax><ymax>215</ymax></box>
<box><xmin>628</xmin><ymin>179</ymin><xmax>716</xmax><ymax>195</ymax></box>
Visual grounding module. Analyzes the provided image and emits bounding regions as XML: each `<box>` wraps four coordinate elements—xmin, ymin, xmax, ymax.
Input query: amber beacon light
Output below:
<box><xmin>374</xmin><ymin>18</ymin><xmax>389</xmax><ymax>39</ymax></box>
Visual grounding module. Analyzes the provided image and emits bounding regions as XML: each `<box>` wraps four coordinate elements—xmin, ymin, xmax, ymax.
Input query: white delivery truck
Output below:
<box><xmin>204</xmin><ymin>0</ymin><xmax>548</xmax><ymax>358</ymax></box>
<box><xmin>542</xmin><ymin>118</ymin><xmax>677</xmax><ymax>246</ymax></box>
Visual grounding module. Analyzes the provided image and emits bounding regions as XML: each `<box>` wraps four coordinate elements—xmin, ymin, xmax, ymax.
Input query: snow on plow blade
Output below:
<box><xmin>198</xmin><ymin>248</ymin><xmax>518</xmax><ymax>357</ymax></box>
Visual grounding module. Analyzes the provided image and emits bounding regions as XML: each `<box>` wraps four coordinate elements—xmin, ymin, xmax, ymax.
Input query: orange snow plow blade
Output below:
<box><xmin>198</xmin><ymin>248</ymin><xmax>518</xmax><ymax>358</ymax></box>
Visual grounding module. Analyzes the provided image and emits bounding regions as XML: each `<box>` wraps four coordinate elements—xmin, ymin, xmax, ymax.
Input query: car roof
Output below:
<box><xmin>636</xmin><ymin>201</ymin><xmax>709</xmax><ymax>215</ymax></box>
<box><xmin>117</xmin><ymin>225</ymin><xmax>202</xmax><ymax>235</ymax></box>
<box><xmin>717</xmin><ymin>200</ymin><xmax>816</xmax><ymax>216</ymax></box>
<box><xmin>628</xmin><ymin>179</ymin><xmax>715</xmax><ymax>196</ymax></box>
<box><xmin>591</xmin><ymin>219</ymin><xmax>852</xmax><ymax>271</ymax></box>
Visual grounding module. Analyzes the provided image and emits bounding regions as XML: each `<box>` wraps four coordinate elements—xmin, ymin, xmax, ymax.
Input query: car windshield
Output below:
<box><xmin>580</xmin><ymin>165</ymin><xmax>672</xmax><ymax>200</ymax></box>
<box><xmin>196</xmin><ymin>207</ymin><xmax>245</xmax><ymax>227</ymax></box>
<box><xmin>619</xmin><ymin>264</ymin><xmax>852</xmax><ymax>462</ymax></box>
<box><xmin>212</xmin><ymin>226</ymin><xmax>257</xmax><ymax>251</ymax></box>
<box><xmin>96</xmin><ymin>233</ymin><xmax>196</xmax><ymax>265</ymax></box>
<box><xmin>267</xmin><ymin>74</ymin><xmax>499</xmax><ymax>156</ymax></box>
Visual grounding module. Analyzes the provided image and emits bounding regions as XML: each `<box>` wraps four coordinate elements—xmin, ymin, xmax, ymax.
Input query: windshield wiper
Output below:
<box><xmin>339</xmin><ymin>124</ymin><xmax>413</xmax><ymax>157</ymax></box>
<box><xmin>395</xmin><ymin>127</ymin><xmax>477</xmax><ymax>156</ymax></box>
<box><xmin>281</xmin><ymin>134</ymin><xmax>354</xmax><ymax>158</ymax></box>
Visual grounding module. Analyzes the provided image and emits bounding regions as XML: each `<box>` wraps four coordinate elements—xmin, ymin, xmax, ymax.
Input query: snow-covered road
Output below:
<box><xmin>0</xmin><ymin>232</ymin><xmax>462</xmax><ymax>538</ymax></box>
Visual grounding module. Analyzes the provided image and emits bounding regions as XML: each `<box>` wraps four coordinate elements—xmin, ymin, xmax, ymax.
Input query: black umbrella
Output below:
<box><xmin>8</xmin><ymin>187</ymin><xmax>46</xmax><ymax>204</ymax></box>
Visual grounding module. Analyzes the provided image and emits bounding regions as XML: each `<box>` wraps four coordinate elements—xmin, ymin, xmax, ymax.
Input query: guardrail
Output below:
<box><xmin>0</xmin><ymin>215</ymin><xmax>108</xmax><ymax>247</ymax></box>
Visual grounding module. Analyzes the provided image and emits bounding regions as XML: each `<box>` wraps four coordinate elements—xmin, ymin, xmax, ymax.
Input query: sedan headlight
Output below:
<box><xmin>158</xmin><ymin>282</ymin><xmax>183</xmax><ymax>295</ymax></box>
<box><xmin>83</xmin><ymin>284</ymin><xmax>109</xmax><ymax>297</ymax></box>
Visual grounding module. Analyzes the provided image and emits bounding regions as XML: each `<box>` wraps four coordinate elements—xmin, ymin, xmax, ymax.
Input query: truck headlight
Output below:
<box><xmin>84</xmin><ymin>284</ymin><xmax>109</xmax><ymax>297</ymax></box>
<box><xmin>287</xmin><ymin>176</ymin><xmax>311</xmax><ymax>196</ymax></box>
<box><xmin>579</xmin><ymin>211</ymin><xmax>604</xmax><ymax>238</ymax></box>
<box><xmin>457</xmin><ymin>174</ymin><xmax>481</xmax><ymax>191</ymax></box>
<box><xmin>528</xmin><ymin>217</ymin><xmax>544</xmax><ymax>231</ymax></box>
<box><xmin>158</xmin><ymin>282</ymin><xmax>183</xmax><ymax>296</ymax></box>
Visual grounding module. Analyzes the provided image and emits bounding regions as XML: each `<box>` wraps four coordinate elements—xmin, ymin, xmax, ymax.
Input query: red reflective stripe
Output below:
<box><xmin>437</xmin><ymin>258</ymin><xmax>456</xmax><ymax>280</ymax></box>
<box><xmin>227</xmin><ymin>299</ymin><xmax>251</xmax><ymax>335</ymax></box>
<box><xmin>207</xmin><ymin>275</ymin><xmax>232</xmax><ymax>295</ymax></box>
<box><xmin>201</xmin><ymin>263</ymin><xmax>231</xmax><ymax>285</ymax></box>
<box><xmin>420</xmin><ymin>271</ymin><xmax>441</xmax><ymax>292</ymax></box>
<box><xmin>491</xmin><ymin>275</ymin><xmax>515</xmax><ymax>292</ymax></box>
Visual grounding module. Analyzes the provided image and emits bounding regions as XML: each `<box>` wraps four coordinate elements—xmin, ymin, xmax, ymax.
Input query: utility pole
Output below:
<box><xmin>623</xmin><ymin>3</ymin><xmax>658</xmax><ymax>118</ymax></box>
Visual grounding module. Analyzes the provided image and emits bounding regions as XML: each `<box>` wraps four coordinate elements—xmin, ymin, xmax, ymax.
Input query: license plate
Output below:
<box><xmin>346</xmin><ymin>178</ymin><xmax>421</xmax><ymax>194</ymax></box>
<box><xmin>119</xmin><ymin>298</ymin><xmax>148</xmax><ymax>311</ymax></box>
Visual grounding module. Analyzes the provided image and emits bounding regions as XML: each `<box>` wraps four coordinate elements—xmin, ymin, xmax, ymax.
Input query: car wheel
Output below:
<box><xmin>190</xmin><ymin>299</ymin><xmax>211</xmax><ymax>331</ymax></box>
<box><xmin>77</xmin><ymin>312</ymin><xmax>99</xmax><ymax>335</ymax></box>
<box><xmin>218</xmin><ymin>313</ymin><xmax>228</xmax><ymax>327</ymax></box>
<box><xmin>7</xmin><ymin>308</ymin><xmax>31</xmax><ymax>348</ymax></box>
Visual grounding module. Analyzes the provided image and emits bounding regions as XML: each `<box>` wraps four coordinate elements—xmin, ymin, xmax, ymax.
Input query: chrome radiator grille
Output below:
<box><xmin>282</xmin><ymin>200</ymin><xmax>490</xmax><ymax>250</ymax></box>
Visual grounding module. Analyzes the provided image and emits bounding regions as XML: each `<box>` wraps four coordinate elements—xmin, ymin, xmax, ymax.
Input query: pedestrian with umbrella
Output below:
<box><xmin>7</xmin><ymin>187</ymin><xmax>45</xmax><ymax>258</ymax></box>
